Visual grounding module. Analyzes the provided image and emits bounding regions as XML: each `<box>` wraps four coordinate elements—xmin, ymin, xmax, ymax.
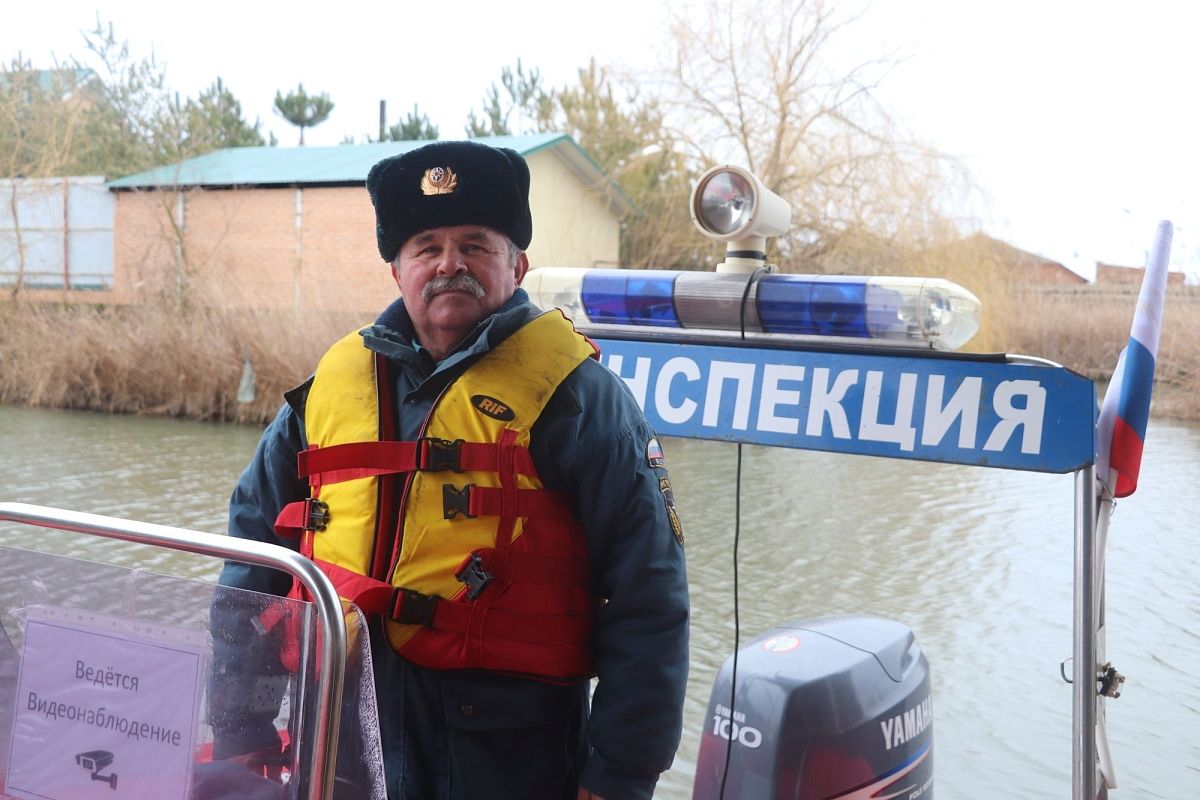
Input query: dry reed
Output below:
<box><xmin>0</xmin><ymin>292</ymin><xmax>369</xmax><ymax>425</ymax></box>
<box><xmin>0</xmin><ymin>284</ymin><xmax>1196</xmax><ymax>424</ymax></box>
<box><xmin>999</xmin><ymin>285</ymin><xmax>1198</xmax><ymax>419</ymax></box>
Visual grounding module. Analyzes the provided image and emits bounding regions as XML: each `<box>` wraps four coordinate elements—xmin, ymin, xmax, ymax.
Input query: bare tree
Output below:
<box><xmin>666</xmin><ymin>0</ymin><xmax>972</xmax><ymax>272</ymax></box>
<box><xmin>1</xmin><ymin>22</ymin><xmax>269</xmax><ymax>302</ymax></box>
<box><xmin>0</xmin><ymin>59</ymin><xmax>91</xmax><ymax>298</ymax></box>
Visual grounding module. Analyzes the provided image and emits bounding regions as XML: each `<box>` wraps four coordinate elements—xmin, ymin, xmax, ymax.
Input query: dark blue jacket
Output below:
<box><xmin>218</xmin><ymin>290</ymin><xmax>690</xmax><ymax>800</ymax></box>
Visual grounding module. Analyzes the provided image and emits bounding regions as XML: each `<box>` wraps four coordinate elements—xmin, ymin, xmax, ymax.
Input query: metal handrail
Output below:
<box><xmin>1072</xmin><ymin>469</ymin><xmax>1099</xmax><ymax>799</ymax></box>
<box><xmin>0</xmin><ymin>502</ymin><xmax>346</xmax><ymax>800</ymax></box>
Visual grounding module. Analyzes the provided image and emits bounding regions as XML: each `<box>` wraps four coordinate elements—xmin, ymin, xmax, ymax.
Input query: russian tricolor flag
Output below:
<box><xmin>1095</xmin><ymin>221</ymin><xmax>1174</xmax><ymax>497</ymax></box>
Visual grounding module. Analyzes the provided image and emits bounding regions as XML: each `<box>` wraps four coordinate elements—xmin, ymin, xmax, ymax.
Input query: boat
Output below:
<box><xmin>0</xmin><ymin>167</ymin><xmax>1172</xmax><ymax>799</ymax></box>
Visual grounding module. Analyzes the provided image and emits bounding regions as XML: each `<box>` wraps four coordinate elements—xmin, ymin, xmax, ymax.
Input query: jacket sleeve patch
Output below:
<box><xmin>646</xmin><ymin>437</ymin><xmax>666</xmax><ymax>469</ymax></box>
<box><xmin>659</xmin><ymin>475</ymin><xmax>684</xmax><ymax>546</ymax></box>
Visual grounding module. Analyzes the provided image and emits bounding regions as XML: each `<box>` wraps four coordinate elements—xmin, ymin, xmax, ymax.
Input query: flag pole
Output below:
<box><xmin>1073</xmin><ymin>464</ymin><xmax>1099</xmax><ymax>800</ymax></box>
<box><xmin>1094</xmin><ymin>490</ymin><xmax>1117</xmax><ymax>794</ymax></box>
<box><xmin>1080</xmin><ymin>220</ymin><xmax>1173</xmax><ymax>798</ymax></box>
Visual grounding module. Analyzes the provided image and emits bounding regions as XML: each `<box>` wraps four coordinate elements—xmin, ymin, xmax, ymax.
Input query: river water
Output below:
<box><xmin>1</xmin><ymin>404</ymin><xmax>1197</xmax><ymax>798</ymax></box>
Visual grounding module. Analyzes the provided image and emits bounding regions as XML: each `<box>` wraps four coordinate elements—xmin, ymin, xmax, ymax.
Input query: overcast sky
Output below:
<box><xmin>5</xmin><ymin>0</ymin><xmax>1197</xmax><ymax>281</ymax></box>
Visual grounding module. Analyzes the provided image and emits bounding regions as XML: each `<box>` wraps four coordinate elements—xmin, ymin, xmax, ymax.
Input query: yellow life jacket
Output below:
<box><xmin>279</xmin><ymin>310</ymin><xmax>599</xmax><ymax>679</ymax></box>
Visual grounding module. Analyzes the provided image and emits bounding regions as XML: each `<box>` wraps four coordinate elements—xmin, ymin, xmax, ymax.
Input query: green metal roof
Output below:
<box><xmin>106</xmin><ymin>132</ymin><xmax>633</xmax><ymax>215</ymax></box>
<box><xmin>109</xmin><ymin>133</ymin><xmax>564</xmax><ymax>187</ymax></box>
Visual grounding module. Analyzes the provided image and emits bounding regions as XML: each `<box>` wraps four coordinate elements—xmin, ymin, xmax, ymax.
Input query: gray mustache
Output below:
<box><xmin>422</xmin><ymin>273</ymin><xmax>486</xmax><ymax>302</ymax></box>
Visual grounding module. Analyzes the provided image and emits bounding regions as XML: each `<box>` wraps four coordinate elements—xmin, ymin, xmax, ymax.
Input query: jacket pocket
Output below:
<box><xmin>440</xmin><ymin>673</ymin><xmax>588</xmax><ymax>799</ymax></box>
<box><xmin>440</xmin><ymin>671</ymin><xmax>585</xmax><ymax>732</ymax></box>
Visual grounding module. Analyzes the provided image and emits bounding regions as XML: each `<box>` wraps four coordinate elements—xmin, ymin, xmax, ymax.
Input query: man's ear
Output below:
<box><xmin>390</xmin><ymin>262</ymin><xmax>402</xmax><ymax>289</ymax></box>
<box><xmin>514</xmin><ymin>251</ymin><xmax>530</xmax><ymax>285</ymax></box>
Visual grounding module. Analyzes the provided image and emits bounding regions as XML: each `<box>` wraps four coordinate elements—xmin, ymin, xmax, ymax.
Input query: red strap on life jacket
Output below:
<box><xmin>276</xmin><ymin>483</ymin><xmax>570</xmax><ymax>540</ymax></box>
<box><xmin>461</xmin><ymin>486</ymin><xmax>574</xmax><ymax>519</ymax></box>
<box><xmin>296</xmin><ymin>440</ymin><xmax>540</xmax><ymax>488</ymax></box>
<box><xmin>274</xmin><ymin>497</ymin><xmax>326</xmax><ymax>543</ymax></box>
<box><xmin>298</xmin><ymin>554</ymin><xmax>589</xmax><ymax>647</ymax></box>
<box><xmin>275</xmin><ymin>502</ymin><xmax>304</xmax><ymax>540</ymax></box>
<box><xmin>324</xmin><ymin>561</ymin><xmax>470</xmax><ymax>632</ymax></box>
<box><xmin>476</xmin><ymin>429</ymin><xmax>520</xmax><ymax>664</ymax></box>
<box><xmin>467</xmin><ymin>547</ymin><xmax>588</xmax><ymax>585</ymax></box>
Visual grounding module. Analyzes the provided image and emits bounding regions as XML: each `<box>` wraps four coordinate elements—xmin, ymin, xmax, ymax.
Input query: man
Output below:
<box><xmin>216</xmin><ymin>140</ymin><xmax>690</xmax><ymax>800</ymax></box>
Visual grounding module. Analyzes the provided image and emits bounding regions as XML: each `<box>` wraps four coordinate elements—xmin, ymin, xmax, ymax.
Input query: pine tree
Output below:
<box><xmin>465</xmin><ymin>59</ymin><xmax>550</xmax><ymax>137</ymax></box>
<box><xmin>183</xmin><ymin>77</ymin><xmax>265</xmax><ymax>150</ymax></box>
<box><xmin>272</xmin><ymin>83</ymin><xmax>334</xmax><ymax>145</ymax></box>
<box><xmin>380</xmin><ymin>104</ymin><xmax>438</xmax><ymax>141</ymax></box>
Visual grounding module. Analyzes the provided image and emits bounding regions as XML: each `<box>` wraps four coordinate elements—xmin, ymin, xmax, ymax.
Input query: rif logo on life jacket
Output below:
<box><xmin>471</xmin><ymin>394</ymin><xmax>516</xmax><ymax>421</ymax></box>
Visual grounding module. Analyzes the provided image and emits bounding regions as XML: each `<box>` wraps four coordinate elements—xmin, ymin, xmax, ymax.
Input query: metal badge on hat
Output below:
<box><xmin>421</xmin><ymin>166</ymin><xmax>458</xmax><ymax>196</ymax></box>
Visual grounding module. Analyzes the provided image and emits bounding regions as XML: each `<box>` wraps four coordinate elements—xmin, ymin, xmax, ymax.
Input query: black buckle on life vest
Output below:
<box><xmin>304</xmin><ymin>499</ymin><xmax>330</xmax><ymax>532</ymax></box>
<box><xmin>442</xmin><ymin>484</ymin><xmax>476</xmax><ymax>519</ymax></box>
<box><xmin>392</xmin><ymin>588</ymin><xmax>438</xmax><ymax>627</ymax></box>
<box><xmin>455</xmin><ymin>552</ymin><xmax>493</xmax><ymax>600</ymax></box>
<box><xmin>421</xmin><ymin>437</ymin><xmax>465</xmax><ymax>472</ymax></box>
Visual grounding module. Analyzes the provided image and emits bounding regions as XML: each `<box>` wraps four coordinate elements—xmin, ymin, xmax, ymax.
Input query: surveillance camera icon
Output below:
<box><xmin>75</xmin><ymin>750</ymin><xmax>118</xmax><ymax>790</ymax></box>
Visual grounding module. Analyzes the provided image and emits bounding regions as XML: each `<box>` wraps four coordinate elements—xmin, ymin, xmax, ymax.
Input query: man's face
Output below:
<box><xmin>391</xmin><ymin>225</ymin><xmax>529</xmax><ymax>357</ymax></box>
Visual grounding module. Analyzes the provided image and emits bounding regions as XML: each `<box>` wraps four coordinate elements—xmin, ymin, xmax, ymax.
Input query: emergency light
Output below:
<box><xmin>527</xmin><ymin>164</ymin><xmax>982</xmax><ymax>351</ymax></box>
<box><xmin>523</xmin><ymin>267</ymin><xmax>982</xmax><ymax>351</ymax></box>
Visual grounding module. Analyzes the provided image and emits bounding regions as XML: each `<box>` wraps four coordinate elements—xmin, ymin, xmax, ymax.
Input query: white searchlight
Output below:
<box><xmin>690</xmin><ymin>165</ymin><xmax>791</xmax><ymax>273</ymax></box>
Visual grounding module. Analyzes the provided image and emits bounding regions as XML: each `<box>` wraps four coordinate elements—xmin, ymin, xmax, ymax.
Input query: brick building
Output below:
<box><xmin>957</xmin><ymin>233</ymin><xmax>1087</xmax><ymax>285</ymax></box>
<box><xmin>1094</xmin><ymin>261</ymin><xmax>1186</xmax><ymax>287</ymax></box>
<box><xmin>72</xmin><ymin>134</ymin><xmax>628</xmax><ymax>312</ymax></box>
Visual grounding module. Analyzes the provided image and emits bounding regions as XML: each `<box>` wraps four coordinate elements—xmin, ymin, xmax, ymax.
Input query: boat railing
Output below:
<box><xmin>0</xmin><ymin>501</ymin><xmax>347</xmax><ymax>800</ymax></box>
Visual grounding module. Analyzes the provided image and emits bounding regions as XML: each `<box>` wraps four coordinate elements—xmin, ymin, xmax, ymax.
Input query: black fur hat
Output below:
<box><xmin>366</xmin><ymin>140</ymin><xmax>532</xmax><ymax>262</ymax></box>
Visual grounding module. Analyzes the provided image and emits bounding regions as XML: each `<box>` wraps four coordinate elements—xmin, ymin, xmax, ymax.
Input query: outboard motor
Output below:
<box><xmin>692</xmin><ymin>615</ymin><xmax>933</xmax><ymax>800</ymax></box>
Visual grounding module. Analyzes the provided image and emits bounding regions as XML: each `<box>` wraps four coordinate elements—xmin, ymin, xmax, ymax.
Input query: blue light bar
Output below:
<box><xmin>581</xmin><ymin>270</ymin><xmax>681</xmax><ymax>327</ymax></box>
<box><xmin>523</xmin><ymin>268</ymin><xmax>982</xmax><ymax>351</ymax></box>
<box><xmin>758</xmin><ymin>278</ymin><xmax>870</xmax><ymax>338</ymax></box>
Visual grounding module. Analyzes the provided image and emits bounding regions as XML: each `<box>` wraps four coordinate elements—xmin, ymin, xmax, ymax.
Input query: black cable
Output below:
<box><xmin>717</xmin><ymin>266</ymin><xmax>771</xmax><ymax>798</ymax></box>
<box><xmin>716</xmin><ymin>442</ymin><xmax>743</xmax><ymax>799</ymax></box>
<box><xmin>737</xmin><ymin>266</ymin><xmax>771</xmax><ymax>339</ymax></box>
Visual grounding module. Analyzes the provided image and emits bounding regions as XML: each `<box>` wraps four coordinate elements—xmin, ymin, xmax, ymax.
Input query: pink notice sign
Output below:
<box><xmin>6</xmin><ymin>606</ymin><xmax>205</xmax><ymax>800</ymax></box>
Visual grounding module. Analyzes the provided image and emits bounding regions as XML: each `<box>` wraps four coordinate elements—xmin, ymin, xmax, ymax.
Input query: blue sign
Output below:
<box><xmin>594</xmin><ymin>338</ymin><xmax>1096</xmax><ymax>474</ymax></box>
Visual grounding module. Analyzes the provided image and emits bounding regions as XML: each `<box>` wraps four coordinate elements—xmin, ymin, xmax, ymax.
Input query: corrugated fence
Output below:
<box><xmin>0</xmin><ymin>177</ymin><xmax>114</xmax><ymax>290</ymax></box>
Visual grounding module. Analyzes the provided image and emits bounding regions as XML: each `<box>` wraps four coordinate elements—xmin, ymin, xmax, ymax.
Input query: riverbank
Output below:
<box><xmin>1</xmin><ymin>284</ymin><xmax>1197</xmax><ymax>423</ymax></box>
<box><xmin>1003</xmin><ymin>284</ymin><xmax>1198</xmax><ymax>419</ymax></box>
